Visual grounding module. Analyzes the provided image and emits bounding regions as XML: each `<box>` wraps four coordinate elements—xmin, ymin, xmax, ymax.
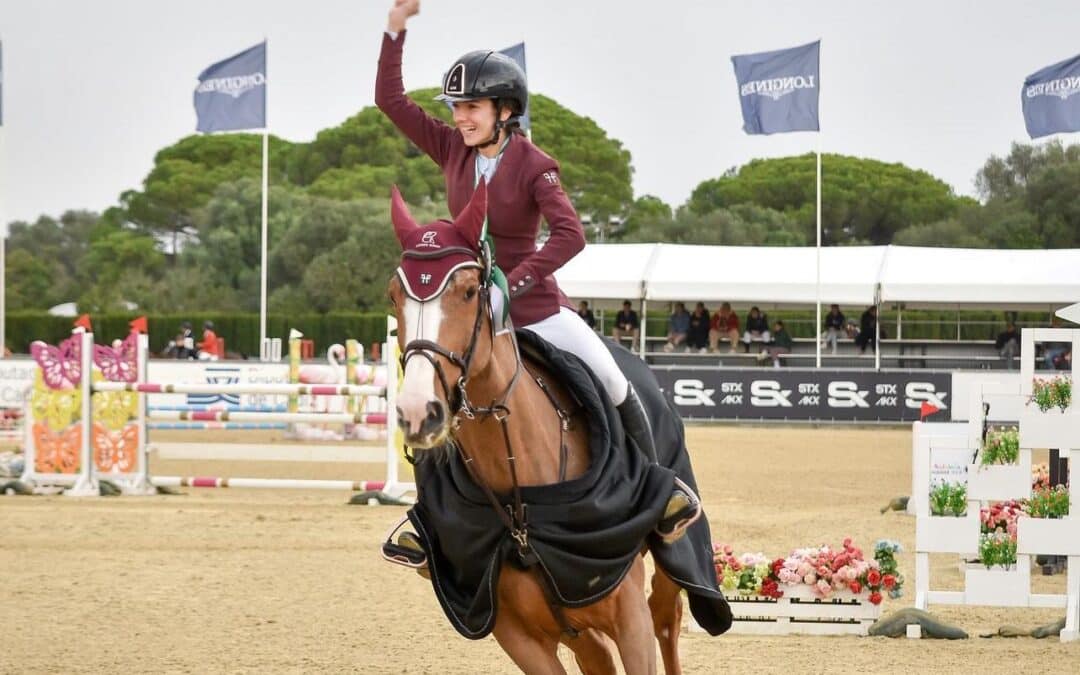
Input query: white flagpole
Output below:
<box><xmin>259</xmin><ymin>39</ymin><xmax>269</xmax><ymax>353</ymax></box>
<box><xmin>815</xmin><ymin>145</ymin><xmax>822</xmax><ymax>368</ymax></box>
<box><xmin>1</xmin><ymin>37</ymin><xmax>6</xmax><ymax>358</ymax></box>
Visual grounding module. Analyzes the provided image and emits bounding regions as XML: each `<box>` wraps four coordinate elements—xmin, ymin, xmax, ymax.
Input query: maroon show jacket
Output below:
<box><xmin>376</xmin><ymin>31</ymin><xmax>586</xmax><ymax>326</ymax></box>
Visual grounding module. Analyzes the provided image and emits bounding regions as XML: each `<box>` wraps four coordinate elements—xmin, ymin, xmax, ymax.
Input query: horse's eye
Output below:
<box><xmin>465</xmin><ymin>287</ymin><xmax>478</xmax><ymax>301</ymax></box>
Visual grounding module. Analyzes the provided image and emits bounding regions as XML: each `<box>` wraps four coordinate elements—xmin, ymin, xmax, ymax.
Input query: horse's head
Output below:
<box><xmin>387</xmin><ymin>182</ymin><xmax>494</xmax><ymax>449</ymax></box>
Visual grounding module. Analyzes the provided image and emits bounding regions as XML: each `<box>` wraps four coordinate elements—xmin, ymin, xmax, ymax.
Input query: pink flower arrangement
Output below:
<box><xmin>980</xmin><ymin>500</ymin><xmax>1024</xmax><ymax>538</ymax></box>
<box><xmin>714</xmin><ymin>538</ymin><xmax>903</xmax><ymax>605</ymax></box>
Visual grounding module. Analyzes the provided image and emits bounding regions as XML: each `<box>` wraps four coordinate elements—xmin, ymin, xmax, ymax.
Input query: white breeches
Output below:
<box><xmin>522</xmin><ymin>307</ymin><xmax>629</xmax><ymax>406</ymax></box>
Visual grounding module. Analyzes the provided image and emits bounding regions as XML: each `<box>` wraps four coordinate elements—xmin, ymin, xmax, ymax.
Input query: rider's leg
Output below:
<box><xmin>523</xmin><ymin>308</ymin><xmax>700</xmax><ymax>543</ymax></box>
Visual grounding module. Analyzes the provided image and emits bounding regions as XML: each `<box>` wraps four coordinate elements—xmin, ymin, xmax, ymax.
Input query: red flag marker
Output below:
<box><xmin>920</xmin><ymin>401</ymin><xmax>941</xmax><ymax>421</ymax></box>
<box><xmin>129</xmin><ymin>316</ymin><xmax>148</xmax><ymax>334</ymax></box>
<box><xmin>73</xmin><ymin>314</ymin><xmax>93</xmax><ymax>331</ymax></box>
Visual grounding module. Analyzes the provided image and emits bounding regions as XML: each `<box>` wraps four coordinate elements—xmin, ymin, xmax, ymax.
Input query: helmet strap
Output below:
<box><xmin>475</xmin><ymin>100</ymin><xmax>506</xmax><ymax>149</ymax></box>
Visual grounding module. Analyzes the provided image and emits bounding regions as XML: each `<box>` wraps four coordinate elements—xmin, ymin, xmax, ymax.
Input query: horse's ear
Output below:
<box><xmin>453</xmin><ymin>178</ymin><xmax>488</xmax><ymax>249</ymax></box>
<box><xmin>390</xmin><ymin>185</ymin><xmax>419</xmax><ymax>247</ymax></box>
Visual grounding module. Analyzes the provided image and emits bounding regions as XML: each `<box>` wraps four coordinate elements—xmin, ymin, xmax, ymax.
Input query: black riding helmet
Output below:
<box><xmin>436</xmin><ymin>50</ymin><xmax>527</xmax><ymax>147</ymax></box>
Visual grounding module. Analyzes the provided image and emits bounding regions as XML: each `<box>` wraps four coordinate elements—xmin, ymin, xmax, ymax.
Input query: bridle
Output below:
<box><xmin>396</xmin><ymin>244</ymin><xmax>523</xmax><ymax>423</ymax></box>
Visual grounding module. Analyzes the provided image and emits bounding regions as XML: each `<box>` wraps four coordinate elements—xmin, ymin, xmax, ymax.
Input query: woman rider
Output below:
<box><xmin>377</xmin><ymin>0</ymin><xmax>700</xmax><ymax>563</ymax></box>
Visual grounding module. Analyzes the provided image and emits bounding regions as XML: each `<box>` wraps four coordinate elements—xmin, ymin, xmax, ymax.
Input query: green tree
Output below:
<box><xmin>686</xmin><ymin>154</ymin><xmax>968</xmax><ymax>245</ymax></box>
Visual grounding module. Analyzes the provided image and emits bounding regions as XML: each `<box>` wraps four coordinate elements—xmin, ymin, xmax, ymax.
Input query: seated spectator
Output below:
<box><xmin>854</xmin><ymin>306</ymin><xmax>878</xmax><ymax>355</ymax></box>
<box><xmin>1043</xmin><ymin>318</ymin><xmax>1070</xmax><ymax>370</ymax></box>
<box><xmin>821</xmin><ymin>304</ymin><xmax>846</xmax><ymax>354</ymax></box>
<box><xmin>757</xmin><ymin>320</ymin><xmax>793</xmax><ymax>367</ymax></box>
<box><xmin>663</xmin><ymin>302</ymin><xmax>691</xmax><ymax>352</ymax></box>
<box><xmin>612</xmin><ymin>300</ymin><xmax>640</xmax><ymax>346</ymax></box>
<box><xmin>741</xmin><ymin>306</ymin><xmax>771</xmax><ymax>351</ymax></box>
<box><xmin>995</xmin><ymin>321</ymin><xmax>1020</xmax><ymax>368</ymax></box>
<box><xmin>198</xmin><ymin>320</ymin><xmax>220</xmax><ymax>361</ymax></box>
<box><xmin>687</xmin><ymin>302</ymin><xmax>711</xmax><ymax>353</ymax></box>
<box><xmin>709</xmin><ymin>302</ymin><xmax>740</xmax><ymax>353</ymax></box>
<box><xmin>576</xmin><ymin>300</ymin><xmax>596</xmax><ymax>330</ymax></box>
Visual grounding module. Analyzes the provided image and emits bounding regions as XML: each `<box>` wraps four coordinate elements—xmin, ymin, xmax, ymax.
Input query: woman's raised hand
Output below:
<box><xmin>388</xmin><ymin>0</ymin><xmax>420</xmax><ymax>32</ymax></box>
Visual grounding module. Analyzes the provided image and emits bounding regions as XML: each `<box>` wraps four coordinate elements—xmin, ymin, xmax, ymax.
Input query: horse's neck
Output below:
<box><xmin>454</xmin><ymin>332</ymin><xmax>584</xmax><ymax>493</ymax></box>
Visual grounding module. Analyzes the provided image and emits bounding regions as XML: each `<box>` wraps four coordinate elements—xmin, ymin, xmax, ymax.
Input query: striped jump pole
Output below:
<box><xmin>94</xmin><ymin>382</ymin><xmax>386</xmax><ymax>397</ymax></box>
<box><xmin>146</xmin><ymin>422</ymin><xmax>289</xmax><ymax>431</ymax></box>
<box><xmin>150</xmin><ymin>477</ymin><xmax>387</xmax><ymax>491</ymax></box>
<box><xmin>146</xmin><ymin>410</ymin><xmax>388</xmax><ymax>425</ymax></box>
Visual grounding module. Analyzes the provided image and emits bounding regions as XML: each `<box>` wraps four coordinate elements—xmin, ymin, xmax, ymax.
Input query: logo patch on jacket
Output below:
<box><xmin>542</xmin><ymin>171</ymin><xmax>559</xmax><ymax>185</ymax></box>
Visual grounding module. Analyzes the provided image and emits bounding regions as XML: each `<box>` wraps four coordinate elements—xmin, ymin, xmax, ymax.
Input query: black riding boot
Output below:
<box><xmin>617</xmin><ymin>384</ymin><xmax>702</xmax><ymax>544</ymax></box>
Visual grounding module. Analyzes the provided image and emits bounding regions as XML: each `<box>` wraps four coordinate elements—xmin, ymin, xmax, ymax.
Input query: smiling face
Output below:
<box><xmin>451</xmin><ymin>99</ymin><xmax>512</xmax><ymax>147</ymax></box>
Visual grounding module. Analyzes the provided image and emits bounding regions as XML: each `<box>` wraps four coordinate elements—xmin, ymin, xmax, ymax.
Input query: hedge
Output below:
<box><xmin>4</xmin><ymin>312</ymin><xmax>392</xmax><ymax>358</ymax></box>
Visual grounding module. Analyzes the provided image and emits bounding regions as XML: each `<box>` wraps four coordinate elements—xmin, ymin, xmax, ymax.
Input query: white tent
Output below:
<box><xmin>554</xmin><ymin>244</ymin><xmax>1080</xmax><ymax>311</ymax></box>
<box><xmin>878</xmin><ymin>246</ymin><xmax>1080</xmax><ymax>309</ymax></box>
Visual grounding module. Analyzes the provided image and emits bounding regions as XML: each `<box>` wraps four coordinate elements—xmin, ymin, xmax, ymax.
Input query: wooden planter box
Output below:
<box><xmin>964</xmin><ymin>563</ymin><xmax>1030</xmax><ymax>607</ymax></box>
<box><xmin>1017</xmin><ymin>517</ymin><xmax>1080</xmax><ymax>556</ymax></box>
<box><xmin>966</xmin><ymin>463</ymin><xmax>1029</xmax><ymax>501</ymax></box>
<box><xmin>915</xmin><ymin>512</ymin><xmax>979</xmax><ymax>554</ymax></box>
<box><xmin>1019</xmin><ymin>408</ymin><xmax>1080</xmax><ymax>449</ymax></box>
<box><xmin>688</xmin><ymin>584</ymin><xmax>882</xmax><ymax>636</ymax></box>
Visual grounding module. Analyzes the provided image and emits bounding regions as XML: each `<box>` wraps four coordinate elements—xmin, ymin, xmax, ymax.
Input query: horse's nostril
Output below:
<box><xmin>426</xmin><ymin>400</ymin><xmax>445</xmax><ymax>425</ymax></box>
<box><xmin>395</xmin><ymin>407</ymin><xmax>409</xmax><ymax>429</ymax></box>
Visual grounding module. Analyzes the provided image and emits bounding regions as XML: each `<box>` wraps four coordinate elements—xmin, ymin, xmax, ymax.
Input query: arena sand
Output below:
<box><xmin>2</xmin><ymin>426</ymin><xmax>1078</xmax><ymax>674</ymax></box>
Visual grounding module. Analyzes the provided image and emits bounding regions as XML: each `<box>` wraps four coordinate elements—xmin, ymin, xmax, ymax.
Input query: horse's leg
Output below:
<box><xmin>648</xmin><ymin>565</ymin><xmax>683</xmax><ymax>675</ymax></box>
<box><xmin>563</xmin><ymin>628</ymin><xmax>617</xmax><ymax>675</ymax></box>
<box><xmin>493</xmin><ymin>568</ymin><xmax>568</xmax><ymax>675</ymax></box>
<box><xmin>609</xmin><ymin>557</ymin><xmax>657</xmax><ymax>675</ymax></box>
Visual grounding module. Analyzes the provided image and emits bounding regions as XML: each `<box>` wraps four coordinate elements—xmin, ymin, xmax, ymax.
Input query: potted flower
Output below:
<box><xmin>929</xmin><ymin>481</ymin><xmax>966</xmax><ymax>516</ymax></box>
<box><xmin>1017</xmin><ymin>485</ymin><xmax>1079</xmax><ymax>555</ymax></box>
<box><xmin>980</xmin><ymin>427</ymin><xmax>1019</xmax><ymax>466</ymax></box>
<box><xmin>1029</xmin><ymin>376</ymin><xmax>1072</xmax><ymax>413</ymax></box>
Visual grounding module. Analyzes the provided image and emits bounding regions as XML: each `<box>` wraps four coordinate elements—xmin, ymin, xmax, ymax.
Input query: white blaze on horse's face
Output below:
<box><xmin>397</xmin><ymin>295</ymin><xmax>449</xmax><ymax>446</ymax></box>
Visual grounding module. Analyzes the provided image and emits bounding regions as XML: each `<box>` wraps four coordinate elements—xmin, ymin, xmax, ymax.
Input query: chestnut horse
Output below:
<box><xmin>387</xmin><ymin>182</ymin><xmax>687</xmax><ymax>675</ymax></box>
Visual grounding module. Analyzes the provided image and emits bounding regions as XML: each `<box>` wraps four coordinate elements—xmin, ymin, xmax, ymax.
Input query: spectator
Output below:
<box><xmin>855</xmin><ymin>306</ymin><xmax>878</xmax><ymax>355</ymax></box>
<box><xmin>576</xmin><ymin>300</ymin><xmax>596</xmax><ymax>330</ymax></box>
<box><xmin>995</xmin><ymin>321</ymin><xmax>1020</xmax><ymax>368</ymax></box>
<box><xmin>757</xmin><ymin>320</ymin><xmax>793</xmax><ymax>367</ymax></box>
<box><xmin>198</xmin><ymin>320</ymin><xmax>220</xmax><ymax>361</ymax></box>
<box><xmin>741</xmin><ymin>306</ymin><xmax>771</xmax><ymax>351</ymax></box>
<box><xmin>1043</xmin><ymin>318</ymin><xmax>1070</xmax><ymax>370</ymax></box>
<box><xmin>663</xmin><ymin>302</ymin><xmax>691</xmax><ymax>352</ymax></box>
<box><xmin>687</xmin><ymin>302</ymin><xmax>711</xmax><ymax>353</ymax></box>
<box><xmin>821</xmin><ymin>304</ymin><xmax>846</xmax><ymax>354</ymax></box>
<box><xmin>169</xmin><ymin>321</ymin><xmax>197</xmax><ymax>360</ymax></box>
<box><xmin>709</xmin><ymin>302</ymin><xmax>740</xmax><ymax>353</ymax></box>
<box><xmin>612</xmin><ymin>300</ymin><xmax>640</xmax><ymax>346</ymax></box>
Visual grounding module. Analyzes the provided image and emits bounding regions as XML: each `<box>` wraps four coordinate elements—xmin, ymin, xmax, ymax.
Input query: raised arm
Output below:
<box><xmin>376</xmin><ymin>0</ymin><xmax>454</xmax><ymax>166</ymax></box>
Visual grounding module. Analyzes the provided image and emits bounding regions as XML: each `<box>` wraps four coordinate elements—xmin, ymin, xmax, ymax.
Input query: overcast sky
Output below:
<box><xmin>0</xmin><ymin>0</ymin><xmax>1078</xmax><ymax>229</ymax></box>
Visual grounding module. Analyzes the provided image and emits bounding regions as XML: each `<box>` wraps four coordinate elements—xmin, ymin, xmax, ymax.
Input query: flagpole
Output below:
<box><xmin>259</xmin><ymin>39</ymin><xmax>269</xmax><ymax>355</ymax></box>
<box><xmin>1</xmin><ymin>37</ymin><xmax>6</xmax><ymax>358</ymax></box>
<box><xmin>815</xmin><ymin>144</ymin><xmax>821</xmax><ymax>368</ymax></box>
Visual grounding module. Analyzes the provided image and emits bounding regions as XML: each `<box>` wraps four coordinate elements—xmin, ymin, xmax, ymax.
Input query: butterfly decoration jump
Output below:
<box><xmin>25</xmin><ymin>318</ymin><xmax>147</xmax><ymax>494</ymax></box>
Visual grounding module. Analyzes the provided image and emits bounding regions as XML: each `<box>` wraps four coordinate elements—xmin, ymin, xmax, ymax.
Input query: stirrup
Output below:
<box><xmin>381</xmin><ymin>515</ymin><xmax>430</xmax><ymax>574</ymax></box>
<box><xmin>655</xmin><ymin>477</ymin><xmax>703</xmax><ymax>545</ymax></box>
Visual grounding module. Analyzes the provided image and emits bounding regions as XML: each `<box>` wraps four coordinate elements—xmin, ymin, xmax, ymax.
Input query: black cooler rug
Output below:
<box><xmin>406</xmin><ymin>331</ymin><xmax>732</xmax><ymax>639</ymax></box>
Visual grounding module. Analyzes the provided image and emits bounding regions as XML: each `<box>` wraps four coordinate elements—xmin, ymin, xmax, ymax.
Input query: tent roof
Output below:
<box><xmin>553</xmin><ymin>244</ymin><xmax>1080</xmax><ymax>310</ymax></box>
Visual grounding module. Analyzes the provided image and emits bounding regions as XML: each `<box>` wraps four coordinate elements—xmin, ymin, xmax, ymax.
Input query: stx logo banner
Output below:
<box><xmin>653</xmin><ymin>369</ymin><xmax>951</xmax><ymax>422</ymax></box>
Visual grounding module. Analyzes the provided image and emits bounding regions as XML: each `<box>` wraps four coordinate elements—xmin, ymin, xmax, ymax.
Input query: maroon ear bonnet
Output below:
<box><xmin>392</xmin><ymin>183</ymin><xmax>488</xmax><ymax>301</ymax></box>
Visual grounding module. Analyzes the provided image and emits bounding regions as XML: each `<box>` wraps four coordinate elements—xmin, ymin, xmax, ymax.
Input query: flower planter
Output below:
<box><xmin>966</xmin><ymin>463</ymin><xmax>1029</xmax><ymax>501</ymax></box>
<box><xmin>1019</xmin><ymin>408</ymin><xmax>1080</xmax><ymax>449</ymax></box>
<box><xmin>915</xmin><ymin>512</ymin><xmax>979</xmax><ymax>554</ymax></box>
<box><xmin>688</xmin><ymin>584</ymin><xmax>882</xmax><ymax>636</ymax></box>
<box><xmin>1017</xmin><ymin>517</ymin><xmax>1080</xmax><ymax>556</ymax></box>
<box><xmin>964</xmin><ymin>563</ymin><xmax>1030</xmax><ymax>607</ymax></box>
